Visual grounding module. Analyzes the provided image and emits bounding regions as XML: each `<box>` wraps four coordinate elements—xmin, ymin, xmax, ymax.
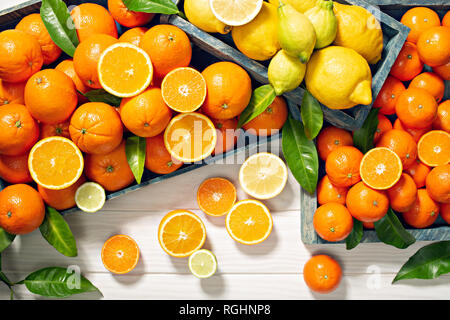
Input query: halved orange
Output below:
<box><xmin>164</xmin><ymin>112</ymin><xmax>217</xmax><ymax>163</ymax></box>
<box><xmin>98</xmin><ymin>42</ymin><xmax>153</xmax><ymax>97</ymax></box>
<box><xmin>225</xmin><ymin>199</ymin><xmax>273</xmax><ymax>245</ymax></box>
<box><xmin>28</xmin><ymin>137</ymin><xmax>84</xmax><ymax>190</ymax></box>
<box><xmin>158</xmin><ymin>209</ymin><xmax>206</xmax><ymax>258</ymax></box>
<box><xmin>360</xmin><ymin>147</ymin><xmax>403</xmax><ymax>190</ymax></box>
<box><xmin>197</xmin><ymin>177</ymin><xmax>237</xmax><ymax>216</ymax></box>
<box><xmin>161</xmin><ymin>67</ymin><xmax>207</xmax><ymax>113</ymax></box>
<box><xmin>101</xmin><ymin>234</ymin><xmax>140</xmax><ymax>274</ymax></box>
<box><xmin>417</xmin><ymin>130</ymin><xmax>450</xmax><ymax>167</ymax></box>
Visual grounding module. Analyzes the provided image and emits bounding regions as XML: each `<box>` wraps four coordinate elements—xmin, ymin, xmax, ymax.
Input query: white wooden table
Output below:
<box><xmin>0</xmin><ymin>0</ymin><xmax>449</xmax><ymax>300</ymax></box>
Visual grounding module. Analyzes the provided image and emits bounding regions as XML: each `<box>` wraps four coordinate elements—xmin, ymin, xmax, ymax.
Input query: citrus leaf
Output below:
<box><xmin>0</xmin><ymin>228</ymin><xmax>15</xmax><ymax>253</ymax></box>
<box><xmin>83</xmin><ymin>89</ymin><xmax>122</xmax><ymax>107</ymax></box>
<box><xmin>346</xmin><ymin>218</ymin><xmax>363</xmax><ymax>250</ymax></box>
<box><xmin>40</xmin><ymin>0</ymin><xmax>79</xmax><ymax>57</ymax></box>
<box><xmin>238</xmin><ymin>85</ymin><xmax>276</xmax><ymax>128</ymax></box>
<box><xmin>126</xmin><ymin>136</ymin><xmax>146</xmax><ymax>184</ymax></box>
<box><xmin>0</xmin><ymin>254</ymin><xmax>13</xmax><ymax>289</ymax></box>
<box><xmin>123</xmin><ymin>0</ymin><xmax>180</xmax><ymax>14</ymax></box>
<box><xmin>353</xmin><ymin>107</ymin><xmax>379</xmax><ymax>153</ymax></box>
<box><xmin>301</xmin><ymin>91</ymin><xmax>323</xmax><ymax>140</ymax></box>
<box><xmin>39</xmin><ymin>207</ymin><xmax>77</xmax><ymax>257</ymax></box>
<box><xmin>393</xmin><ymin>241</ymin><xmax>450</xmax><ymax>283</ymax></box>
<box><xmin>20</xmin><ymin>267</ymin><xmax>102</xmax><ymax>298</ymax></box>
<box><xmin>374</xmin><ymin>208</ymin><xmax>416</xmax><ymax>249</ymax></box>
<box><xmin>282</xmin><ymin>115</ymin><xmax>319</xmax><ymax>194</ymax></box>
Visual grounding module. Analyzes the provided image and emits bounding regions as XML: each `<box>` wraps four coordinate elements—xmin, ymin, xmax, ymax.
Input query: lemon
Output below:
<box><xmin>184</xmin><ymin>0</ymin><xmax>231</xmax><ymax>34</ymax></box>
<box><xmin>333</xmin><ymin>2</ymin><xmax>383</xmax><ymax>64</ymax></box>
<box><xmin>231</xmin><ymin>2</ymin><xmax>280</xmax><ymax>61</ymax></box>
<box><xmin>210</xmin><ymin>0</ymin><xmax>263</xmax><ymax>26</ymax></box>
<box><xmin>305</xmin><ymin>46</ymin><xmax>372</xmax><ymax>110</ymax></box>
<box><xmin>75</xmin><ymin>182</ymin><xmax>106</xmax><ymax>213</ymax></box>
<box><xmin>268</xmin><ymin>49</ymin><xmax>306</xmax><ymax>96</ymax></box>
<box><xmin>188</xmin><ymin>249</ymin><xmax>217</xmax><ymax>279</ymax></box>
<box><xmin>269</xmin><ymin>0</ymin><xmax>316</xmax><ymax>13</ymax></box>
<box><xmin>304</xmin><ymin>0</ymin><xmax>337</xmax><ymax>49</ymax></box>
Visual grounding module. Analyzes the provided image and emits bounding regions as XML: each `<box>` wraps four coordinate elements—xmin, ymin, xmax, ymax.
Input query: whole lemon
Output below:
<box><xmin>232</xmin><ymin>2</ymin><xmax>280</xmax><ymax>61</ymax></box>
<box><xmin>305</xmin><ymin>46</ymin><xmax>372</xmax><ymax>110</ymax></box>
<box><xmin>333</xmin><ymin>2</ymin><xmax>383</xmax><ymax>64</ymax></box>
<box><xmin>269</xmin><ymin>0</ymin><xmax>316</xmax><ymax>13</ymax></box>
<box><xmin>184</xmin><ymin>0</ymin><xmax>231</xmax><ymax>34</ymax></box>
<box><xmin>268</xmin><ymin>49</ymin><xmax>306</xmax><ymax>96</ymax></box>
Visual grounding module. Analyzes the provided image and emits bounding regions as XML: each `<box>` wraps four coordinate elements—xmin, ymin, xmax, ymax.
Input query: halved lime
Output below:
<box><xmin>188</xmin><ymin>249</ymin><xmax>217</xmax><ymax>279</ymax></box>
<box><xmin>75</xmin><ymin>182</ymin><xmax>106</xmax><ymax>213</ymax></box>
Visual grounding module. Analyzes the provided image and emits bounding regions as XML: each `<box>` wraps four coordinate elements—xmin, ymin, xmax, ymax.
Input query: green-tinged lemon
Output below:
<box><xmin>184</xmin><ymin>0</ymin><xmax>231</xmax><ymax>34</ymax></box>
<box><xmin>75</xmin><ymin>182</ymin><xmax>106</xmax><ymax>213</ymax></box>
<box><xmin>268</xmin><ymin>49</ymin><xmax>306</xmax><ymax>96</ymax></box>
<box><xmin>188</xmin><ymin>249</ymin><xmax>218</xmax><ymax>279</ymax></box>
<box><xmin>269</xmin><ymin>0</ymin><xmax>317</xmax><ymax>13</ymax></box>
<box><xmin>305</xmin><ymin>0</ymin><xmax>337</xmax><ymax>49</ymax></box>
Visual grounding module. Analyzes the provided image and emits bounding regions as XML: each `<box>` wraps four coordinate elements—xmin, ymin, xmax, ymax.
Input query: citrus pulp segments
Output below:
<box><xmin>209</xmin><ymin>0</ymin><xmax>263</xmax><ymax>26</ymax></box>
<box><xmin>188</xmin><ymin>249</ymin><xmax>218</xmax><ymax>278</ymax></box>
<box><xmin>417</xmin><ymin>130</ymin><xmax>450</xmax><ymax>167</ymax></box>
<box><xmin>197</xmin><ymin>177</ymin><xmax>237</xmax><ymax>216</ymax></box>
<box><xmin>75</xmin><ymin>182</ymin><xmax>106</xmax><ymax>213</ymax></box>
<box><xmin>101</xmin><ymin>234</ymin><xmax>140</xmax><ymax>274</ymax></box>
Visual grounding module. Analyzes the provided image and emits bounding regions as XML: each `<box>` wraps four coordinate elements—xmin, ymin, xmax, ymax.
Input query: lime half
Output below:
<box><xmin>188</xmin><ymin>249</ymin><xmax>217</xmax><ymax>279</ymax></box>
<box><xmin>75</xmin><ymin>182</ymin><xmax>106</xmax><ymax>213</ymax></box>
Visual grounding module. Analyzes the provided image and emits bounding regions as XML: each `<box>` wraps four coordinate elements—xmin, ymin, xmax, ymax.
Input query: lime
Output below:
<box><xmin>188</xmin><ymin>249</ymin><xmax>217</xmax><ymax>279</ymax></box>
<box><xmin>75</xmin><ymin>182</ymin><xmax>106</xmax><ymax>213</ymax></box>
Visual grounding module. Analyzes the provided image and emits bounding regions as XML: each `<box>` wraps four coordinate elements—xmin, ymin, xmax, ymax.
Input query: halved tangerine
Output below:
<box><xmin>417</xmin><ymin>130</ymin><xmax>450</xmax><ymax>167</ymax></box>
<box><xmin>101</xmin><ymin>234</ymin><xmax>140</xmax><ymax>274</ymax></box>
<box><xmin>360</xmin><ymin>147</ymin><xmax>403</xmax><ymax>190</ymax></box>
<box><xmin>197</xmin><ymin>177</ymin><xmax>236</xmax><ymax>216</ymax></box>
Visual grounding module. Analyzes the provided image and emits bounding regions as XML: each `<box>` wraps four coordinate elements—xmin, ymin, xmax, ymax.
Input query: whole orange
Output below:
<box><xmin>363</xmin><ymin>222</ymin><xmax>374</xmax><ymax>229</ymax></box>
<box><xmin>118</xmin><ymin>27</ymin><xmax>148</xmax><ymax>47</ymax></box>
<box><xmin>425</xmin><ymin>164</ymin><xmax>450</xmax><ymax>203</ymax></box>
<box><xmin>317</xmin><ymin>126</ymin><xmax>353</xmax><ymax>161</ymax></box>
<box><xmin>376</xmin><ymin>129</ymin><xmax>417</xmax><ymax>169</ymax></box>
<box><xmin>85</xmin><ymin>140</ymin><xmax>135</xmax><ymax>192</ymax></box>
<box><xmin>212</xmin><ymin>117</ymin><xmax>240</xmax><ymax>155</ymax></box>
<box><xmin>317</xmin><ymin>175</ymin><xmax>348</xmax><ymax>206</ymax></box>
<box><xmin>373</xmin><ymin>114</ymin><xmax>392</xmax><ymax>144</ymax></box>
<box><xmin>403</xmin><ymin>188</ymin><xmax>439</xmax><ymax>228</ymax></box>
<box><xmin>440</xmin><ymin>203</ymin><xmax>450</xmax><ymax>224</ymax></box>
<box><xmin>55</xmin><ymin>59</ymin><xmax>90</xmax><ymax>103</ymax></box>
<box><xmin>38</xmin><ymin>175</ymin><xmax>86</xmax><ymax>211</ymax></box>
<box><xmin>303</xmin><ymin>255</ymin><xmax>342</xmax><ymax>294</ymax></box>
<box><xmin>443</xmin><ymin>11</ymin><xmax>450</xmax><ymax>27</ymax></box>
<box><xmin>389</xmin><ymin>42</ymin><xmax>423</xmax><ymax>81</ymax></box>
<box><xmin>40</xmin><ymin>121</ymin><xmax>70</xmax><ymax>140</ymax></box>
<box><xmin>433</xmin><ymin>61</ymin><xmax>450</xmax><ymax>81</ymax></box>
<box><xmin>395</xmin><ymin>87</ymin><xmax>437</xmax><ymax>129</ymax></box>
<box><xmin>0</xmin><ymin>80</ymin><xmax>25</xmax><ymax>105</ymax></box>
<box><xmin>0</xmin><ymin>29</ymin><xmax>43</xmax><ymax>83</ymax></box>
<box><xmin>108</xmin><ymin>0</ymin><xmax>154</xmax><ymax>28</ymax></box>
<box><xmin>145</xmin><ymin>133</ymin><xmax>183</xmax><ymax>175</ymax></box>
<box><xmin>417</xmin><ymin>26</ymin><xmax>450</xmax><ymax>67</ymax></box>
<box><xmin>393</xmin><ymin>118</ymin><xmax>430</xmax><ymax>143</ymax></box>
<box><xmin>24</xmin><ymin>69</ymin><xmax>78</xmax><ymax>124</ymax></box>
<box><xmin>405</xmin><ymin>160</ymin><xmax>431</xmax><ymax>188</ymax></box>
<box><xmin>313</xmin><ymin>203</ymin><xmax>353</xmax><ymax>242</ymax></box>
<box><xmin>70</xmin><ymin>3</ymin><xmax>118</xmax><ymax>42</ymax></box>
<box><xmin>140</xmin><ymin>24</ymin><xmax>192</xmax><ymax>79</ymax></box>
<box><xmin>0</xmin><ymin>152</ymin><xmax>32</xmax><ymax>184</ymax></box>
<box><xmin>242</xmin><ymin>96</ymin><xmax>287</xmax><ymax>136</ymax></box>
<box><xmin>373</xmin><ymin>76</ymin><xmax>405</xmax><ymax>115</ymax></box>
<box><xmin>0</xmin><ymin>104</ymin><xmax>39</xmax><ymax>156</ymax></box>
<box><xmin>409</xmin><ymin>72</ymin><xmax>445</xmax><ymax>103</ymax></box>
<box><xmin>346</xmin><ymin>181</ymin><xmax>389</xmax><ymax>223</ymax></box>
<box><xmin>0</xmin><ymin>184</ymin><xmax>45</xmax><ymax>235</ymax></box>
<box><xmin>400</xmin><ymin>7</ymin><xmax>441</xmax><ymax>43</ymax></box>
<box><xmin>433</xmin><ymin>100</ymin><xmax>450</xmax><ymax>132</ymax></box>
<box><xmin>325</xmin><ymin>146</ymin><xmax>363</xmax><ymax>187</ymax></box>
<box><xmin>387</xmin><ymin>173</ymin><xmax>417</xmax><ymax>213</ymax></box>
<box><xmin>69</xmin><ymin>102</ymin><xmax>123</xmax><ymax>155</ymax></box>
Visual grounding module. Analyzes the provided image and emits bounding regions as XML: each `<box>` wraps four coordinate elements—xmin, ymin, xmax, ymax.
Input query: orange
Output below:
<box><xmin>118</xmin><ymin>27</ymin><xmax>148</xmax><ymax>47</ymax></box>
<box><xmin>120</xmin><ymin>87</ymin><xmax>172</xmax><ymax>138</ymax></box>
<box><xmin>433</xmin><ymin>100</ymin><xmax>450</xmax><ymax>132</ymax></box>
<box><xmin>443</xmin><ymin>11</ymin><xmax>450</xmax><ymax>27</ymax></box>
<box><xmin>108</xmin><ymin>0</ymin><xmax>154</xmax><ymax>28</ymax></box>
<box><xmin>373</xmin><ymin>76</ymin><xmax>405</xmax><ymax>115</ymax></box>
<box><xmin>201</xmin><ymin>61</ymin><xmax>252</xmax><ymax>120</ymax></box>
<box><xmin>346</xmin><ymin>181</ymin><xmax>389</xmax><ymax>223</ymax></box>
<box><xmin>325</xmin><ymin>146</ymin><xmax>363</xmax><ymax>187</ymax></box>
<box><xmin>161</xmin><ymin>67</ymin><xmax>207</xmax><ymax>113</ymax></box>
<box><xmin>70</xmin><ymin>102</ymin><xmax>123</xmax><ymax>155</ymax></box>
<box><xmin>360</xmin><ymin>147</ymin><xmax>403</xmax><ymax>190</ymax></box>
<box><xmin>417</xmin><ymin>26</ymin><xmax>450</xmax><ymax>67</ymax></box>
<box><xmin>0</xmin><ymin>152</ymin><xmax>32</xmax><ymax>184</ymax></box>
<box><xmin>409</xmin><ymin>72</ymin><xmax>445</xmax><ymax>103</ymax></box>
<box><xmin>15</xmin><ymin>13</ymin><xmax>61</xmax><ymax>65</ymax></box>
<box><xmin>55</xmin><ymin>59</ymin><xmax>90</xmax><ymax>103</ymax></box>
<box><xmin>433</xmin><ymin>61</ymin><xmax>450</xmax><ymax>81</ymax></box>
<box><xmin>303</xmin><ymin>255</ymin><xmax>342</xmax><ymax>294</ymax></box>
<box><xmin>40</xmin><ymin>121</ymin><xmax>70</xmax><ymax>140</ymax></box>
<box><xmin>242</xmin><ymin>96</ymin><xmax>288</xmax><ymax>136</ymax></box>
<box><xmin>70</xmin><ymin>3</ymin><xmax>118</xmax><ymax>42</ymax></box>
<box><xmin>225</xmin><ymin>199</ymin><xmax>273</xmax><ymax>245</ymax></box>
<box><xmin>387</xmin><ymin>173</ymin><xmax>417</xmax><ymax>213</ymax></box>
<box><xmin>197</xmin><ymin>177</ymin><xmax>237</xmax><ymax>216</ymax></box>
<box><xmin>317</xmin><ymin>126</ymin><xmax>353</xmax><ymax>161</ymax></box>
<box><xmin>405</xmin><ymin>160</ymin><xmax>431</xmax><ymax>189</ymax></box>
<box><xmin>363</xmin><ymin>222</ymin><xmax>374</xmax><ymax>229</ymax></box>
<box><xmin>417</xmin><ymin>130</ymin><xmax>450</xmax><ymax>167</ymax></box>
<box><xmin>317</xmin><ymin>175</ymin><xmax>348</xmax><ymax>206</ymax></box>
<box><xmin>400</xmin><ymin>7</ymin><xmax>441</xmax><ymax>43</ymax></box>
<box><xmin>140</xmin><ymin>24</ymin><xmax>192</xmax><ymax>79</ymax></box>
<box><xmin>425</xmin><ymin>164</ymin><xmax>450</xmax><ymax>203</ymax></box>
<box><xmin>0</xmin><ymin>104</ymin><xmax>39</xmax><ymax>156</ymax></box>
<box><xmin>145</xmin><ymin>133</ymin><xmax>183</xmax><ymax>175</ymax></box>
<box><xmin>440</xmin><ymin>203</ymin><xmax>450</xmax><ymax>224</ymax></box>
<box><xmin>212</xmin><ymin>117</ymin><xmax>240</xmax><ymax>155</ymax></box>
<box><xmin>0</xmin><ymin>184</ymin><xmax>45</xmax><ymax>235</ymax></box>
<box><xmin>373</xmin><ymin>114</ymin><xmax>392</xmax><ymax>144</ymax></box>
<box><xmin>403</xmin><ymin>188</ymin><xmax>439</xmax><ymax>228</ymax></box>
<box><xmin>73</xmin><ymin>34</ymin><xmax>118</xmax><ymax>89</ymax></box>
<box><xmin>393</xmin><ymin>118</ymin><xmax>430</xmax><ymax>143</ymax></box>
<box><xmin>158</xmin><ymin>209</ymin><xmax>206</xmax><ymax>257</ymax></box>
<box><xmin>376</xmin><ymin>129</ymin><xmax>417</xmax><ymax>169</ymax></box>
<box><xmin>85</xmin><ymin>140</ymin><xmax>135</xmax><ymax>192</ymax></box>
<box><xmin>0</xmin><ymin>80</ymin><xmax>25</xmax><ymax>106</ymax></box>
<box><xmin>38</xmin><ymin>175</ymin><xmax>86</xmax><ymax>211</ymax></box>
<box><xmin>101</xmin><ymin>234</ymin><xmax>140</xmax><ymax>274</ymax></box>
<box><xmin>0</xmin><ymin>29</ymin><xmax>43</xmax><ymax>83</ymax></box>
<box><xmin>24</xmin><ymin>69</ymin><xmax>78</xmax><ymax>124</ymax></box>
<box><xmin>313</xmin><ymin>202</ymin><xmax>353</xmax><ymax>242</ymax></box>
<box><xmin>395</xmin><ymin>87</ymin><xmax>438</xmax><ymax>129</ymax></box>
<box><xmin>389</xmin><ymin>42</ymin><xmax>423</xmax><ymax>81</ymax></box>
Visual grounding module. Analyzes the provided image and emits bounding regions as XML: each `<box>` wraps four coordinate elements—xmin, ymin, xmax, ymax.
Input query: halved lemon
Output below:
<box><xmin>210</xmin><ymin>0</ymin><xmax>263</xmax><ymax>26</ymax></box>
<box><xmin>164</xmin><ymin>112</ymin><xmax>217</xmax><ymax>163</ymax></box>
<box><xmin>98</xmin><ymin>42</ymin><xmax>153</xmax><ymax>98</ymax></box>
<box><xmin>239</xmin><ymin>152</ymin><xmax>288</xmax><ymax>199</ymax></box>
<box><xmin>360</xmin><ymin>147</ymin><xmax>403</xmax><ymax>190</ymax></box>
<box><xmin>75</xmin><ymin>182</ymin><xmax>106</xmax><ymax>213</ymax></box>
<box><xmin>28</xmin><ymin>137</ymin><xmax>84</xmax><ymax>190</ymax></box>
<box><xmin>188</xmin><ymin>249</ymin><xmax>217</xmax><ymax>279</ymax></box>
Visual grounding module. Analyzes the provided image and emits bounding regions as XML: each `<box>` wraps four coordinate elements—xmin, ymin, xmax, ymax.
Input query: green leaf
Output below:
<box><xmin>353</xmin><ymin>108</ymin><xmax>379</xmax><ymax>153</ymax></box>
<box><xmin>40</xmin><ymin>0</ymin><xmax>79</xmax><ymax>57</ymax></box>
<box><xmin>126</xmin><ymin>136</ymin><xmax>146</xmax><ymax>184</ymax></box>
<box><xmin>301</xmin><ymin>91</ymin><xmax>323</xmax><ymax>140</ymax></box>
<box><xmin>346</xmin><ymin>218</ymin><xmax>363</xmax><ymax>250</ymax></box>
<box><xmin>83</xmin><ymin>89</ymin><xmax>122</xmax><ymax>107</ymax></box>
<box><xmin>238</xmin><ymin>85</ymin><xmax>276</xmax><ymax>128</ymax></box>
<box><xmin>374</xmin><ymin>208</ymin><xmax>416</xmax><ymax>249</ymax></box>
<box><xmin>282</xmin><ymin>115</ymin><xmax>319</xmax><ymax>194</ymax></box>
<box><xmin>0</xmin><ymin>228</ymin><xmax>15</xmax><ymax>253</ymax></box>
<box><xmin>393</xmin><ymin>241</ymin><xmax>450</xmax><ymax>283</ymax></box>
<box><xmin>0</xmin><ymin>254</ymin><xmax>13</xmax><ymax>289</ymax></box>
<box><xmin>21</xmin><ymin>267</ymin><xmax>102</xmax><ymax>298</ymax></box>
<box><xmin>39</xmin><ymin>207</ymin><xmax>77</xmax><ymax>257</ymax></box>
<box><xmin>123</xmin><ymin>0</ymin><xmax>180</xmax><ymax>14</ymax></box>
